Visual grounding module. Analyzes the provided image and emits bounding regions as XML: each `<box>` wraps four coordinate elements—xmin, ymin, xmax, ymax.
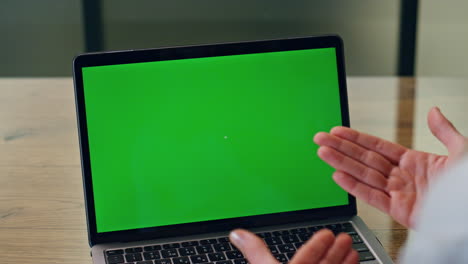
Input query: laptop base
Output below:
<box><xmin>92</xmin><ymin>216</ymin><xmax>392</xmax><ymax>264</ymax></box>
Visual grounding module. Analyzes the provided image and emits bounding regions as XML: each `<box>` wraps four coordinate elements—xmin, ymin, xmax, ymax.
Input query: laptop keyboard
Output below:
<box><xmin>105</xmin><ymin>222</ymin><xmax>377</xmax><ymax>264</ymax></box>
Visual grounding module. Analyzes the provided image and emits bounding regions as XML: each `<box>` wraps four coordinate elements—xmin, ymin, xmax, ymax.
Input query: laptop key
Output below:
<box><xmin>208</xmin><ymin>252</ymin><xmax>227</xmax><ymax>261</ymax></box>
<box><xmin>268</xmin><ymin>246</ymin><xmax>279</xmax><ymax>254</ymax></box>
<box><xmin>272</xmin><ymin>231</ymin><xmax>281</xmax><ymax>237</ymax></box>
<box><xmin>325</xmin><ymin>224</ymin><xmax>341</xmax><ymax>232</ymax></box>
<box><xmin>107</xmin><ymin>249</ymin><xmax>124</xmax><ymax>255</ymax></box>
<box><xmin>144</xmin><ymin>251</ymin><xmax>161</xmax><ymax>260</ymax></box>
<box><xmin>298</xmin><ymin>233</ymin><xmax>312</xmax><ymax>242</ymax></box>
<box><xmin>107</xmin><ymin>255</ymin><xmax>125</xmax><ymax>264</ymax></box>
<box><xmin>273</xmin><ymin>253</ymin><xmax>287</xmax><ymax>262</ymax></box>
<box><xmin>352</xmin><ymin>243</ymin><xmax>369</xmax><ymax>252</ymax></box>
<box><xmin>163</xmin><ymin>243</ymin><xmax>181</xmax><ymax>249</ymax></box>
<box><xmin>277</xmin><ymin>244</ymin><xmax>295</xmax><ymax>253</ymax></box>
<box><xmin>155</xmin><ymin>259</ymin><xmax>173</xmax><ymax>264</ymax></box>
<box><xmin>286</xmin><ymin>252</ymin><xmax>295</xmax><ymax>260</ymax></box>
<box><xmin>215</xmin><ymin>261</ymin><xmax>232</xmax><ymax>264</ymax></box>
<box><xmin>213</xmin><ymin>243</ymin><xmax>232</xmax><ymax>252</ymax></box>
<box><xmin>342</xmin><ymin>223</ymin><xmax>357</xmax><ymax>235</ymax></box>
<box><xmin>144</xmin><ymin>245</ymin><xmax>162</xmax><ymax>251</ymax></box>
<box><xmin>307</xmin><ymin>226</ymin><xmax>323</xmax><ymax>233</ymax></box>
<box><xmin>290</xmin><ymin>228</ymin><xmax>299</xmax><ymax>234</ymax></box>
<box><xmin>178</xmin><ymin>247</ymin><xmax>196</xmax><ymax>256</ymax></box>
<box><xmin>218</xmin><ymin>237</ymin><xmax>230</xmax><ymax>243</ymax></box>
<box><xmin>225</xmin><ymin>251</ymin><xmax>243</xmax><ymax>259</ymax></box>
<box><xmin>351</xmin><ymin>234</ymin><xmax>363</xmax><ymax>244</ymax></box>
<box><xmin>264</xmin><ymin>237</ymin><xmax>282</xmax><ymax>245</ymax></box>
<box><xmin>182</xmin><ymin>241</ymin><xmax>199</xmax><ymax>247</ymax></box>
<box><xmin>137</xmin><ymin>261</ymin><xmax>154</xmax><ymax>264</ymax></box>
<box><xmin>196</xmin><ymin>245</ymin><xmax>214</xmax><ymax>254</ymax></box>
<box><xmin>126</xmin><ymin>247</ymin><xmax>143</xmax><ymax>253</ymax></box>
<box><xmin>190</xmin><ymin>254</ymin><xmax>209</xmax><ymax>263</ymax></box>
<box><xmin>290</xmin><ymin>228</ymin><xmax>304</xmax><ymax>234</ymax></box>
<box><xmin>126</xmin><ymin>253</ymin><xmax>143</xmax><ymax>262</ymax></box>
<box><xmin>281</xmin><ymin>234</ymin><xmax>299</xmax><ymax>243</ymax></box>
<box><xmin>233</xmin><ymin>259</ymin><xmax>248</xmax><ymax>264</ymax></box>
<box><xmin>173</xmin><ymin>257</ymin><xmax>190</xmax><ymax>264</ymax></box>
<box><xmin>359</xmin><ymin>251</ymin><xmax>376</xmax><ymax>262</ymax></box>
<box><xmin>161</xmin><ymin>249</ymin><xmax>179</xmax><ymax>258</ymax></box>
<box><xmin>200</xmin><ymin>239</ymin><xmax>218</xmax><ymax>245</ymax></box>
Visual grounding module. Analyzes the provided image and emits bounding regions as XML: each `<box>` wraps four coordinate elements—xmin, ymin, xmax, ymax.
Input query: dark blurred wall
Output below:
<box><xmin>1</xmin><ymin>0</ymin><xmax>84</xmax><ymax>76</ymax></box>
<box><xmin>0</xmin><ymin>0</ymin><xmax>400</xmax><ymax>76</ymax></box>
<box><xmin>104</xmin><ymin>0</ymin><xmax>400</xmax><ymax>76</ymax></box>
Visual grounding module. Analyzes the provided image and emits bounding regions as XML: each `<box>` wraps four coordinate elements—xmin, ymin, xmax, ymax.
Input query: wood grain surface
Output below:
<box><xmin>1</xmin><ymin>77</ymin><xmax>466</xmax><ymax>263</ymax></box>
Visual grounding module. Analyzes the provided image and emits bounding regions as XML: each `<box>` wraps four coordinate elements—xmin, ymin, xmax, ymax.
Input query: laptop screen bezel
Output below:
<box><xmin>73</xmin><ymin>35</ymin><xmax>356</xmax><ymax>247</ymax></box>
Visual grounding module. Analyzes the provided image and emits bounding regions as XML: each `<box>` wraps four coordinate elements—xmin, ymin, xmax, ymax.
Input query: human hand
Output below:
<box><xmin>314</xmin><ymin>107</ymin><xmax>468</xmax><ymax>228</ymax></box>
<box><xmin>229</xmin><ymin>229</ymin><xmax>358</xmax><ymax>264</ymax></box>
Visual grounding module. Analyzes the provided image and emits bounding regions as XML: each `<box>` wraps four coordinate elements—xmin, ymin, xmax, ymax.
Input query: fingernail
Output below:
<box><xmin>229</xmin><ymin>230</ymin><xmax>244</xmax><ymax>248</ymax></box>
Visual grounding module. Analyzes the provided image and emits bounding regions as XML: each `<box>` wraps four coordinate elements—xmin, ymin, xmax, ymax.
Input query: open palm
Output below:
<box><xmin>314</xmin><ymin>107</ymin><xmax>467</xmax><ymax>228</ymax></box>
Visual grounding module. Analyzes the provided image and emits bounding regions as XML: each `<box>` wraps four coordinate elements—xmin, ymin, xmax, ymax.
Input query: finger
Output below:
<box><xmin>229</xmin><ymin>229</ymin><xmax>278</xmax><ymax>264</ymax></box>
<box><xmin>428</xmin><ymin>106</ymin><xmax>465</xmax><ymax>155</ymax></box>
<box><xmin>330</xmin><ymin>126</ymin><xmax>407</xmax><ymax>165</ymax></box>
<box><xmin>318</xmin><ymin>146</ymin><xmax>388</xmax><ymax>191</ymax></box>
<box><xmin>342</xmin><ymin>248</ymin><xmax>359</xmax><ymax>264</ymax></box>
<box><xmin>290</xmin><ymin>229</ymin><xmax>335</xmax><ymax>264</ymax></box>
<box><xmin>321</xmin><ymin>233</ymin><xmax>353</xmax><ymax>263</ymax></box>
<box><xmin>314</xmin><ymin>132</ymin><xmax>395</xmax><ymax>176</ymax></box>
<box><xmin>333</xmin><ymin>171</ymin><xmax>390</xmax><ymax>213</ymax></box>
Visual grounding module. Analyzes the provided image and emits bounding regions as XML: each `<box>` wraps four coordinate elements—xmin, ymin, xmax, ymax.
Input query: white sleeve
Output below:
<box><xmin>399</xmin><ymin>155</ymin><xmax>468</xmax><ymax>264</ymax></box>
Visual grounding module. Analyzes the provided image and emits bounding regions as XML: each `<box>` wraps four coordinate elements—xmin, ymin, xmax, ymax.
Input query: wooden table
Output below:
<box><xmin>1</xmin><ymin>77</ymin><xmax>467</xmax><ymax>263</ymax></box>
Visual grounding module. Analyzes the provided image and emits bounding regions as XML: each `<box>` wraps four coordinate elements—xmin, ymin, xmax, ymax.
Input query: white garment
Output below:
<box><xmin>400</xmin><ymin>155</ymin><xmax>468</xmax><ymax>263</ymax></box>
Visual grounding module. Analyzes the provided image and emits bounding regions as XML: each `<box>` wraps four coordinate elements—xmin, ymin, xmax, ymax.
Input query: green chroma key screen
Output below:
<box><xmin>82</xmin><ymin>47</ymin><xmax>349</xmax><ymax>233</ymax></box>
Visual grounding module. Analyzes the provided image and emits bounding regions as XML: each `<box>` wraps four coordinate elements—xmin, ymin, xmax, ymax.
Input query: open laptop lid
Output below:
<box><xmin>73</xmin><ymin>36</ymin><xmax>355</xmax><ymax>247</ymax></box>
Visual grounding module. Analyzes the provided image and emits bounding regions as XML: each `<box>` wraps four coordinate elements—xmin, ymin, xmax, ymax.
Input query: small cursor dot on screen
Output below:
<box><xmin>224</xmin><ymin>136</ymin><xmax>228</xmax><ymax>139</ymax></box>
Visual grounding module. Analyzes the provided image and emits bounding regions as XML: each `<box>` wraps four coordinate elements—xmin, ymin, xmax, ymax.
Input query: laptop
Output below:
<box><xmin>73</xmin><ymin>36</ymin><xmax>393</xmax><ymax>264</ymax></box>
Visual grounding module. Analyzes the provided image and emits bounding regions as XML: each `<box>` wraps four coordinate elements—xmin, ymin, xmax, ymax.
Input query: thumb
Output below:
<box><xmin>229</xmin><ymin>229</ymin><xmax>278</xmax><ymax>264</ymax></box>
<box><xmin>428</xmin><ymin>107</ymin><xmax>465</xmax><ymax>156</ymax></box>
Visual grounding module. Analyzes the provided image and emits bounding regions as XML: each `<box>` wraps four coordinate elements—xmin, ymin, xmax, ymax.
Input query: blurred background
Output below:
<box><xmin>1</xmin><ymin>0</ymin><xmax>467</xmax><ymax>77</ymax></box>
